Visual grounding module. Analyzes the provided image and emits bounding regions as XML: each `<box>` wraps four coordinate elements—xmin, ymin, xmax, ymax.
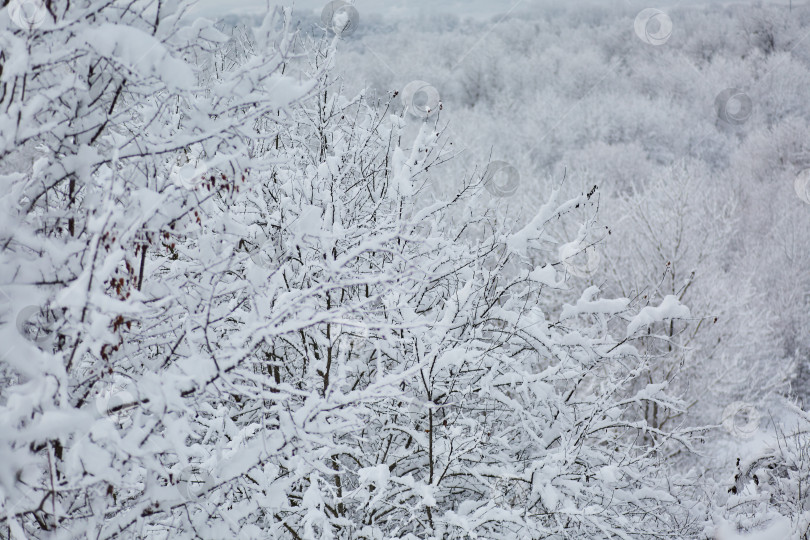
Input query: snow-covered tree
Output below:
<box><xmin>598</xmin><ymin>164</ymin><xmax>785</xmax><ymax>453</ymax></box>
<box><xmin>215</xmin><ymin>50</ymin><xmax>703</xmax><ymax>536</ymax></box>
<box><xmin>710</xmin><ymin>403</ymin><xmax>810</xmax><ymax>540</ymax></box>
<box><xmin>0</xmin><ymin>2</ymin><xmax>316</xmax><ymax>537</ymax></box>
<box><xmin>0</xmin><ymin>2</ymin><xmax>766</xmax><ymax>539</ymax></box>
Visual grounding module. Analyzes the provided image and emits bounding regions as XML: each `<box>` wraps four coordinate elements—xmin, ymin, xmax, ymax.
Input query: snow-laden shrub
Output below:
<box><xmin>0</xmin><ymin>2</ymin><xmax>704</xmax><ymax>538</ymax></box>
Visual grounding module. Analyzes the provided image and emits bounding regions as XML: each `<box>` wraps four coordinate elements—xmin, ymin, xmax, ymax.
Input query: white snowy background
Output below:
<box><xmin>0</xmin><ymin>0</ymin><xmax>809</xmax><ymax>538</ymax></box>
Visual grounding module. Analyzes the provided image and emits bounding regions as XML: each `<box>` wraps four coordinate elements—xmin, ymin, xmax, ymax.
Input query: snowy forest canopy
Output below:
<box><xmin>0</xmin><ymin>0</ymin><xmax>809</xmax><ymax>538</ymax></box>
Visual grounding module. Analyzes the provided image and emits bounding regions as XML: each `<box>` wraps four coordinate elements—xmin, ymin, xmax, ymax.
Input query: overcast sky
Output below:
<box><xmin>190</xmin><ymin>0</ymin><xmax>536</xmax><ymax>20</ymax></box>
<box><xmin>189</xmin><ymin>0</ymin><xmax>782</xmax><ymax>22</ymax></box>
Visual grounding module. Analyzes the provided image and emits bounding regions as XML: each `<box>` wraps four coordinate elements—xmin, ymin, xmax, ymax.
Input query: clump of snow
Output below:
<box><xmin>626</xmin><ymin>295</ymin><xmax>690</xmax><ymax>337</ymax></box>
